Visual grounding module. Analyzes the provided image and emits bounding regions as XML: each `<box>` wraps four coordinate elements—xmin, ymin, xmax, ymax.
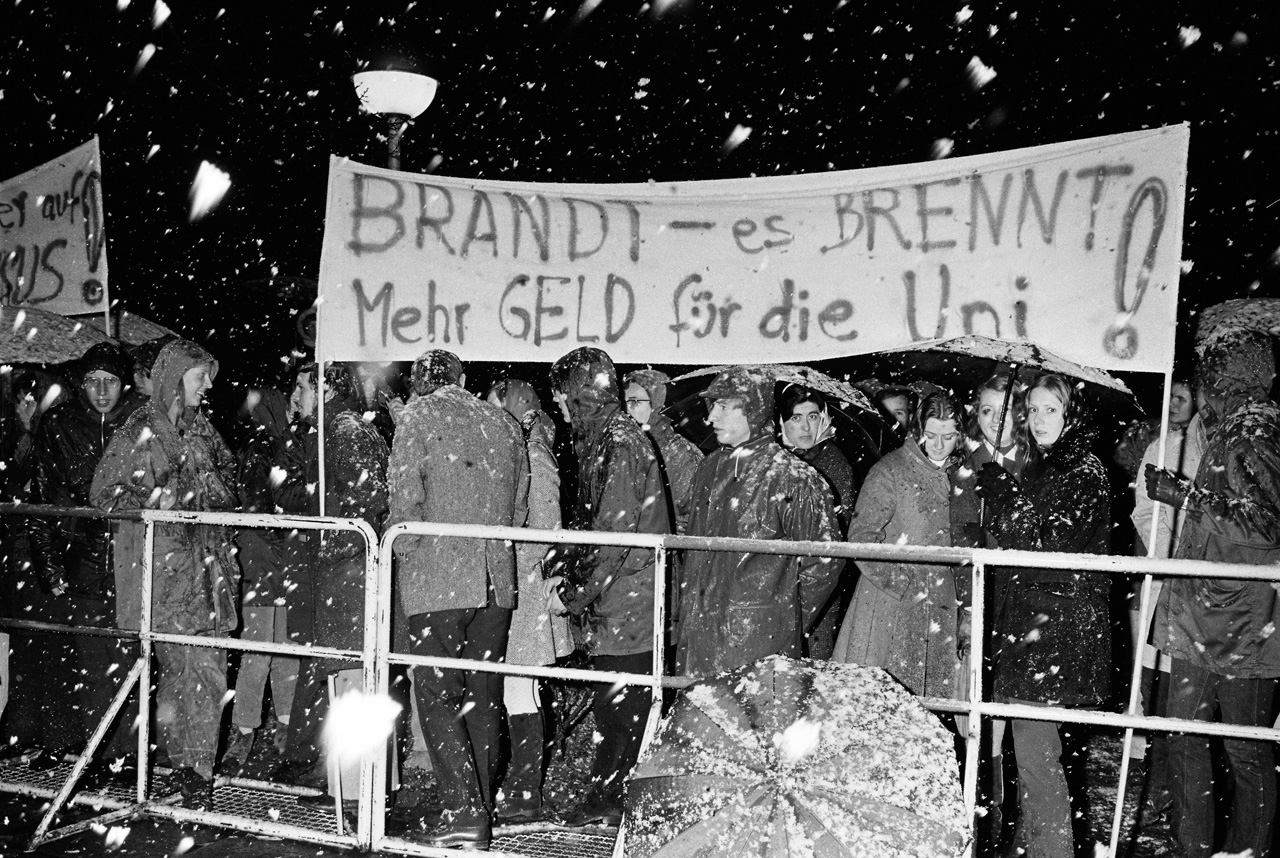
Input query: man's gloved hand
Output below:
<box><xmin>975</xmin><ymin>462</ymin><xmax>1019</xmax><ymax>510</ymax></box>
<box><xmin>1144</xmin><ymin>463</ymin><xmax>1189</xmax><ymax>509</ymax></box>
<box><xmin>957</xmin><ymin>606</ymin><xmax>972</xmax><ymax>653</ymax></box>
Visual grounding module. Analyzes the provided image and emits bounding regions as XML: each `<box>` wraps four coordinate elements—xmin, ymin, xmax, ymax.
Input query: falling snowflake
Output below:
<box><xmin>189</xmin><ymin>161</ymin><xmax>231</xmax><ymax>222</ymax></box>
<box><xmin>1178</xmin><ymin>25</ymin><xmax>1201</xmax><ymax>48</ymax></box>
<box><xmin>965</xmin><ymin>56</ymin><xmax>997</xmax><ymax>89</ymax></box>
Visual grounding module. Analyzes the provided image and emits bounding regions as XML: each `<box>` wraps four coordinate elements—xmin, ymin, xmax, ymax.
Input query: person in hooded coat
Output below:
<box><xmin>274</xmin><ymin>363</ymin><xmax>388</xmax><ymax>789</ymax></box>
<box><xmin>621</xmin><ymin>369</ymin><xmax>704</xmax><ymax>533</ymax></box>
<box><xmin>976</xmin><ymin>373</ymin><xmax>1112</xmax><ymax>858</ymax></box>
<box><xmin>833</xmin><ymin>390</ymin><xmax>963</xmax><ymax>699</ymax></box>
<box><xmin>27</xmin><ymin>343</ymin><xmax>141</xmax><ymax>768</ymax></box>
<box><xmin>91</xmin><ymin>338</ymin><xmax>239</xmax><ymax>806</ymax></box>
<box><xmin>674</xmin><ymin>366</ymin><xmax>841</xmax><ymax>679</ymax></box>
<box><xmin>388</xmin><ymin>351</ymin><xmax>527</xmax><ymax>849</ymax></box>
<box><xmin>545</xmin><ymin>347</ymin><xmax>670</xmax><ymax>828</ymax></box>
<box><xmin>1146</xmin><ymin>330</ymin><xmax>1280</xmax><ymax>858</ymax></box>
<box><xmin>486</xmin><ymin>378</ymin><xmax>572</xmax><ymax>824</ymax></box>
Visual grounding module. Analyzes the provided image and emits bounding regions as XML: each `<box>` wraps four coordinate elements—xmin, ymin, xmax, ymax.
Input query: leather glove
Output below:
<box><xmin>975</xmin><ymin>462</ymin><xmax>1018</xmax><ymax>508</ymax></box>
<box><xmin>1144</xmin><ymin>463</ymin><xmax>1189</xmax><ymax>509</ymax></box>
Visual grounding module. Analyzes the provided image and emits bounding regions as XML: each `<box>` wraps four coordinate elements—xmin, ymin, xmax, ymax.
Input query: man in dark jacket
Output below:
<box><xmin>674</xmin><ymin>367</ymin><xmax>841</xmax><ymax>678</ymax></box>
<box><xmin>30</xmin><ymin>342</ymin><xmax>141</xmax><ymax>769</ymax></box>
<box><xmin>547</xmin><ymin>347</ymin><xmax>670</xmax><ymax>828</ymax></box>
<box><xmin>388</xmin><ymin>350</ymin><xmax>528</xmax><ymax>849</ymax></box>
<box><xmin>1147</xmin><ymin>329</ymin><xmax>1280</xmax><ymax>858</ymax></box>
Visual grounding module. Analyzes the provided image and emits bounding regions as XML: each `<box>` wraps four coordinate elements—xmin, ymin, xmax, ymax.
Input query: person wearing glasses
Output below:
<box><xmin>622</xmin><ymin>369</ymin><xmax>703</xmax><ymax>533</ymax></box>
<box><xmin>26</xmin><ymin>343</ymin><xmax>142</xmax><ymax>783</ymax></box>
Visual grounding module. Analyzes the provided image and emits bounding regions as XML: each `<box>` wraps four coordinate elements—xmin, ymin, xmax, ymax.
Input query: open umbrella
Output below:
<box><xmin>1194</xmin><ymin>298</ymin><xmax>1280</xmax><ymax>349</ymax></box>
<box><xmin>625</xmin><ymin>655</ymin><xmax>968</xmax><ymax>858</ymax></box>
<box><xmin>0</xmin><ymin>304</ymin><xmax>114</xmax><ymax>364</ymax></box>
<box><xmin>78</xmin><ymin>309</ymin><xmax>178</xmax><ymax>346</ymax></box>
<box><xmin>668</xmin><ymin>364</ymin><xmax>898</xmax><ymax>480</ymax></box>
<box><xmin>853</xmin><ymin>334</ymin><xmax>1143</xmax><ymax>435</ymax></box>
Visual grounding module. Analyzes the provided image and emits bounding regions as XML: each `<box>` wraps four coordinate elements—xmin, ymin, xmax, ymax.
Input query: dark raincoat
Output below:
<box><xmin>91</xmin><ymin>339</ymin><xmax>241</xmax><ymax>635</ymax></box>
<box><xmin>835</xmin><ymin>441</ymin><xmax>959</xmax><ymax>698</ymax></box>
<box><xmin>984</xmin><ymin>424</ymin><xmax>1111</xmax><ymax>706</ymax></box>
<box><xmin>553</xmin><ymin>350</ymin><xmax>670</xmax><ymax>657</ymax></box>
<box><xmin>798</xmin><ymin>437</ymin><xmax>857</xmax><ymax>533</ymax></box>
<box><xmin>675</xmin><ymin>434</ymin><xmax>842</xmax><ymax>678</ymax></box>
<box><xmin>1155</xmin><ymin>370</ymin><xmax>1280</xmax><ymax>679</ymax></box>
<box><xmin>388</xmin><ymin>383</ymin><xmax>528</xmax><ymax>616</ymax></box>
<box><xmin>29</xmin><ymin>343</ymin><xmax>138</xmax><ymax>599</ymax></box>
<box><xmin>647</xmin><ymin>413</ymin><xmax>704</xmax><ymax>534</ymax></box>
<box><xmin>235</xmin><ymin>389</ymin><xmax>306</xmax><ymax>609</ymax></box>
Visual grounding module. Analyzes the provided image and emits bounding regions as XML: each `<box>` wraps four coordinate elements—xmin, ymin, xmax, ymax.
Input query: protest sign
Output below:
<box><xmin>0</xmin><ymin>139</ymin><xmax>109</xmax><ymax>316</ymax></box>
<box><xmin>316</xmin><ymin>125</ymin><xmax>1187</xmax><ymax>373</ymax></box>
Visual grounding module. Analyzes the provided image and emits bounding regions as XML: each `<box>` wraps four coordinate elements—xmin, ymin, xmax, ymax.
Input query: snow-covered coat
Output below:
<box><xmin>646</xmin><ymin>412</ymin><xmax>704</xmax><ymax>534</ymax></box>
<box><xmin>1156</xmin><ymin>396</ymin><xmax>1280</xmax><ymax>679</ymax></box>
<box><xmin>91</xmin><ymin>339</ymin><xmax>240</xmax><ymax>635</ymax></box>
<box><xmin>389</xmin><ymin>383</ymin><xmax>528</xmax><ymax>616</ymax></box>
<box><xmin>675</xmin><ymin>434</ymin><xmax>842</xmax><ymax>678</ymax></box>
<box><xmin>552</xmin><ymin>349</ymin><xmax>670</xmax><ymax>657</ymax></box>
<box><xmin>834</xmin><ymin>441</ymin><xmax>958</xmax><ymax>698</ymax></box>
<box><xmin>508</xmin><ymin>407</ymin><xmax>573</xmax><ymax>665</ymax></box>
<box><xmin>984</xmin><ymin>424</ymin><xmax>1111</xmax><ymax>706</ymax></box>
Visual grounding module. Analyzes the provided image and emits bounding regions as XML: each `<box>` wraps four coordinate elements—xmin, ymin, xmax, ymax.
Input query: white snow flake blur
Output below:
<box><xmin>188</xmin><ymin>161</ymin><xmax>231</xmax><ymax>222</ymax></box>
<box><xmin>723</xmin><ymin>124</ymin><xmax>752</xmax><ymax>153</ymax></box>
<box><xmin>965</xmin><ymin>56</ymin><xmax>997</xmax><ymax>90</ymax></box>
<box><xmin>322</xmin><ymin>690</ymin><xmax>401</xmax><ymax>765</ymax></box>
<box><xmin>774</xmin><ymin>716</ymin><xmax>822</xmax><ymax>765</ymax></box>
<box><xmin>1178</xmin><ymin>25</ymin><xmax>1201</xmax><ymax>48</ymax></box>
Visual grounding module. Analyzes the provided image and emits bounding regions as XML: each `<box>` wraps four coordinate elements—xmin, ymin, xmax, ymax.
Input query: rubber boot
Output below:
<box><xmin>497</xmin><ymin>713</ymin><xmax>546</xmax><ymax>824</ymax></box>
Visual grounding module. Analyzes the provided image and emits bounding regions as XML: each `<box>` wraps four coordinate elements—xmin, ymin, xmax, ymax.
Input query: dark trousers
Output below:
<box><xmin>588</xmin><ymin>651</ymin><xmax>653</xmax><ymax>807</ymax></box>
<box><xmin>408</xmin><ymin>606</ymin><xmax>511</xmax><ymax>822</ymax></box>
<box><xmin>281</xmin><ymin>656</ymin><xmax>333</xmax><ymax>769</ymax></box>
<box><xmin>1166</xmin><ymin>657</ymin><xmax>1276</xmax><ymax>858</ymax></box>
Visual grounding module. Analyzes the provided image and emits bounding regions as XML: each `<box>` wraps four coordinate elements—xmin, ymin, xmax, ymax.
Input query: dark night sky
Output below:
<box><xmin>2</xmin><ymin>0</ymin><xmax>1279</xmax><ymax>398</ymax></box>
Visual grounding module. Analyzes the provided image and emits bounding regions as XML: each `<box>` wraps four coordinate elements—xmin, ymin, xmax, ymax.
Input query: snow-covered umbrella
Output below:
<box><xmin>1194</xmin><ymin>298</ymin><xmax>1280</xmax><ymax>350</ymax></box>
<box><xmin>856</xmin><ymin>334</ymin><xmax>1143</xmax><ymax>441</ymax></box>
<box><xmin>0</xmin><ymin>304</ymin><xmax>114</xmax><ymax>364</ymax></box>
<box><xmin>668</xmin><ymin>364</ymin><xmax>898</xmax><ymax>478</ymax></box>
<box><xmin>624</xmin><ymin>655</ymin><xmax>969</xmax><ymax>858</ymax></box>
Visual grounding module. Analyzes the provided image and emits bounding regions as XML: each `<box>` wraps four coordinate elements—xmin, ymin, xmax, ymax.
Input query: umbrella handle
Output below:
<box><xmin>983</xmin><ymin>364</ymin><xmax>1021</xmax><ymax>530</ymax></box>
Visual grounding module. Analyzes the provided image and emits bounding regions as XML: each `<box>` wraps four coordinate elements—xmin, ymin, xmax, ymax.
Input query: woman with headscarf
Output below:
<box><xmin>834</xmin><ymin>390</ymin><xmax>964</xmax><ymax>699</ymax></box>
<box><xmin>486</xmin><ymin>379</ymin><xmax>572</xmax><ymax>823</ymax></box>
<box><xmin>976</xmin><ymin>373</ymin><xmax>1112</xmax><ymax>858</ymax></box>
<box><xmin>92</xmin><ymin>339</ymin><xmax>240</xmax><ymax>808</ymax></box>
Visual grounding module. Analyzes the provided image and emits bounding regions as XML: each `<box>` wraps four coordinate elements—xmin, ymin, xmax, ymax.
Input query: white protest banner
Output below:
<box><xmin>0</xmin><ymin>138</ymin><xmax>109</xmax><ymax>316</ymax></box>
<box><xmin>316</xmin><ymin>125</ymin><xmax>1187</xmax><ymax>373</ymax></box>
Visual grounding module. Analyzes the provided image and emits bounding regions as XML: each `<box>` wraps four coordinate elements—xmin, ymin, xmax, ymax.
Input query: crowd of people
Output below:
<box><xmin>0</xmin><ymin>330</ymin><xmax>1277</xmax><ymax>858</ymax></box>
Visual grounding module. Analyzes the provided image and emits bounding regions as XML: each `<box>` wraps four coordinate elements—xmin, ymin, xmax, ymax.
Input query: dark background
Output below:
<box><xmin>2</xmin><ymin>0</ymin><xmax>1278</xmax><ymax>415</ymax></box>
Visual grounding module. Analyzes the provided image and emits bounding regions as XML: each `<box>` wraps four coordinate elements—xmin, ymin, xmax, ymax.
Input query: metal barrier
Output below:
<box><xmin>3</xmin><ymin>503</ymin><xmax>1280</xmax><ymax>858</ymax></box>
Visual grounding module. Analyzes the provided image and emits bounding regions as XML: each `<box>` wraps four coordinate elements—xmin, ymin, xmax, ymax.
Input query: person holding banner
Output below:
<box><xmin>976</xmin><ymin>373</ymin><xmax>1112</xmax><ymax>858</ymax></box>
<box><xmin>91</xmin><ymin>339</ymin><xmax>240</xmax><ymax>809</ymax></box>
<box><xmin>544</xmin><ymin>347</ymin><xmax>670</xmax><ymax>828</ymax></box>
<box><xmin>389</xmin><ymin>350</ymin><xmax>528</xmax><ymax>849</ymax></box>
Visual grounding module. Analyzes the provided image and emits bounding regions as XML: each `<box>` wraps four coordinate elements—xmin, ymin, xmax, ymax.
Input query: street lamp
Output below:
<box><xmin>353</xmin><ymin>47</ymin><xmax>438</xmax><ymax>170</ymax></box>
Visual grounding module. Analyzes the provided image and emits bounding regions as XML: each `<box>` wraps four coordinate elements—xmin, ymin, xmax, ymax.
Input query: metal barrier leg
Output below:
<box><xmin>28</xmin><ymin>656</ymin><xmax>148</xmax><ymax>849</ymax></box>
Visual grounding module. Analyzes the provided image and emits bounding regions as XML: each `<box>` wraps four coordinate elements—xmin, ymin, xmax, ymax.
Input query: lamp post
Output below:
<box><xmin>353</xmin><ymin>47</ymin><xmax>439</xmax><ymax>170</ymax></box>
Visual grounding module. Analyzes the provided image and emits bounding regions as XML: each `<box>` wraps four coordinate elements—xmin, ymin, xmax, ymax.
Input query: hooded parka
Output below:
<box><xmin>1155</xmin><ymin>333</ymin><xmax>1280</xmax><ymax>679</ymax></box>
<box><xmin>984</xmin><ymin>422</ymin><xmax>1112</xmax><ymax>706</ymax></box>
<box><xmin>552</xmin><ymin>348</ymin><xmax>670</xmax><ymax>657</ymax></box>
<box><xmin>91</xmin><ymin>338</ymin><xmax>239</xmax><ymax>779</ymax></box>
<box><xmin>674</xmin><ymin>368</ymin><xmax>842</xmax><ymax>678</ymax></box>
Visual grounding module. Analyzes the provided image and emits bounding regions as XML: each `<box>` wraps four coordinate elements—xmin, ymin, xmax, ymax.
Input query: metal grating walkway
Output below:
<box><xmin>0</xmin><ymin>760</ymin><xmax>618</xmax><ymax>857</ymax></box>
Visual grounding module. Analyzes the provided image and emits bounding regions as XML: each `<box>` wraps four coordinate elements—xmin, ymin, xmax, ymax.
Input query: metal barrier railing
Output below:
<box><xmin>3</xmin><ymin>502</ymin><xmax>1280</xmax><ymax>858</ymax></box>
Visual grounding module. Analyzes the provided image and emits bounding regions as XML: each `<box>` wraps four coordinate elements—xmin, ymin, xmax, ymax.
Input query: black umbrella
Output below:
<box><xmin>667</xmin><ymin>364</ymin><xmax>899</xmax><ymax>481</ymax></box>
